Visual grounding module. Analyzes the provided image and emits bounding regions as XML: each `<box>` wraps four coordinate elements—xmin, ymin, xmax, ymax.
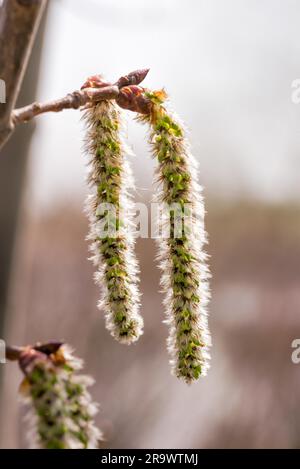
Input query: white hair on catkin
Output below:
<box><xmin>83</xmin><ymin>100</ymin><xmax>143</xmax><ymax>344</ymax></box>
<box><xmin>137</xmin><ymin>91</ymin><xmax>211</xmax><ymax>383</ymax></box>
<box><xmin>20</xmin><ymin>345</ymin><xmax>102</xmax><ymax>449</ymax></box>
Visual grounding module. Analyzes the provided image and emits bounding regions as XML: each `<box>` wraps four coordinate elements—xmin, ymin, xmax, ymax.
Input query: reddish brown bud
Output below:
<box><xmin>116</xmin><ymin>86</ymin><xmax>152</xmax><ymax>114</ymax></box>
<box><xmin>81</xmin><ymin>75</ymin><xmax>111</xmax><ymax>90</ymax></box>
<box><xmin>34</xmin><ymin>341</ymin><xmax>64</xmax><ymax>356</ymax></box>
<box><xmin>116</xmin><ymin>69</ymin><xmax>150</xmax><ymax>89</ymax></box>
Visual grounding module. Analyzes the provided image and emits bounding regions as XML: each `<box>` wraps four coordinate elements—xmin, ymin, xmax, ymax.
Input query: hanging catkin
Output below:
<box><xmin>20</xmin><ymin>345</ymin><xmax>101</xmax><ymax>449</ymax></box>
<box><xmin>84</xmin><ymin>99</ymin><xmax>143</xmax><ymax>344</ymax></box>
<box><xmin>137</xmin><ymin>90</ymin><xmax>211</xmax><ymax>383</ymax></box>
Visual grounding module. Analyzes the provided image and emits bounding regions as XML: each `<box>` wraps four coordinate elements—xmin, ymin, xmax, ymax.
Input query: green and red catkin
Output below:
<box><xmin>82</xmin><ymin>71</ymin><xmax>210</xmax><ymax>381</ymax></box>
<box><xmin>84</xmin><ymin>99</ymin><xmax>143</xmax><ymax>344</ymax></box>
<box><xmin>19</xmin><ymin>345</ymin><xmax>101</xmax><ymax>449</ymax></box>
<box><xmin>137</xmin><ymin>90</ymin><xmax>211</xmax><ymax>383</ymax></box>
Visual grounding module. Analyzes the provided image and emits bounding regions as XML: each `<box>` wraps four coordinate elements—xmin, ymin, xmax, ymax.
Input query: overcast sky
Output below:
<box><xmin>26</xmin><ymin>0</ymin><xmax>300</xmax><ymax>212</ymax></box>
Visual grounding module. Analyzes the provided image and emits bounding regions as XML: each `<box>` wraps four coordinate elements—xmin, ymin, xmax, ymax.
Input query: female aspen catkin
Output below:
<box><xmin>19</xmin><ymin>344</ymin><xmax>102</xmax><ymax>449</ymax></box>
<box><xmin>83</xmin><ymin>77</ymin><xmax>143</xmax><ymax>344</ymax></box>
<box><xmin>137</xmin><ymin>89</ymin><xmax>211</xmax><ymax>383</ymax></box>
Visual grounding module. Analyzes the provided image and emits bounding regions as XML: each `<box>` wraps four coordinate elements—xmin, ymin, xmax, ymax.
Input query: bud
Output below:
<box><xmin>116</xmin><ymin>69</ymin><xmax>150</xmax><ymax>89</ymax></box>
<box><xmin>116</xmin><ymin>86</ymin><xmax>152</xmax><ymax>114</ymax></box>
<box><xmin>81</xmin><ymin>75</ymin><xmax>111</xmax><ymax>90</ymax></box>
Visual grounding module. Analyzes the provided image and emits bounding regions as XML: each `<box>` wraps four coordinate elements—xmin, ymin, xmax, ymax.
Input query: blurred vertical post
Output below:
<box><xmin>0</xmin><ymin>0</ymin><xmax>47</xmax><ymax>338</ymax></box>
<box><xmin>0</xmin><ymin>1</ymin><xmax>48</xmax><ymax>447</ymax></box>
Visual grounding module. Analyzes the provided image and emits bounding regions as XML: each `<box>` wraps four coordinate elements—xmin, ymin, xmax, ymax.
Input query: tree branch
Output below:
<box><xmin>12</xmin><ymin>85</ymin><xmax>120</xmax><ymax>125</ymax></box>
<box><xmin>0</xmin><ymin>68</ymin><xmax>150</xmax><ymax>150</ymax></box>
<box><xmin>5</xmin><ymin>341</ymin><xmax>64</xmax><ymax>361</ymax></box>
<box><xmin>5</xmin><ymin>345</ymin><xmax>24</xmax><ymax>361</ymax></box>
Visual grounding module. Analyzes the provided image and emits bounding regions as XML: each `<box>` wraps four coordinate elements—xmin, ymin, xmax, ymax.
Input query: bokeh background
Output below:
<box><xmin>1</xmin><ymin>0</ymin><xmax>300</xmax><ymax>448</ymax></box>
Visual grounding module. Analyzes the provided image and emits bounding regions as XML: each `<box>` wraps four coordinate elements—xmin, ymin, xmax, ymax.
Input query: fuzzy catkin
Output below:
<box><xmin>138</xmin><ymin>91</ymin><xmax>211</xmax><ymax>383</ymax></box>
<box><xmin>20</xmin><ymin>346</ymin><xmax>101</xmax><ymax>449</ymax></box>
<box><xmin>84</xmin><ymin>100</ymin><xmax>143</xmax><ymax>344</ymax></box>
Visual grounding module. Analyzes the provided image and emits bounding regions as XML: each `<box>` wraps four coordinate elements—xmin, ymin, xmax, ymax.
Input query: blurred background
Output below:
<box><xmin>1</xmin><ymin>0</ymin><xmax>300</xmax><ymax>448</ymax></box>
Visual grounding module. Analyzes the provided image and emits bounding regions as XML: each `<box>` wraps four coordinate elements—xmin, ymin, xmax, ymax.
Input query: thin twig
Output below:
<box><xmin>12</xmin><ymin>85</ymin><xmax>119</xmax><ymax>125</ymax></box>
<box><xmin>11</xmin><ymin>68</ymin><xmax>150</xmax><ymax>127</ymax></box>
<box><xmin>5</xmin><ymin>341</ymin><xmax>64</xmax><ymax>361</ymax></box>
<box><xmin>5</xmin><ymin>345</ymin><xmax>25</xmax><ymax>361</ymax></box>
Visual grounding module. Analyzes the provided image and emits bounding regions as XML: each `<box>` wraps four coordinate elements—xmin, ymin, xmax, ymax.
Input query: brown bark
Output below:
<box><xmin>12</xmin><ymin>85</ymin><xmax>120</xmax><ymax>124</ymax></box>
<box><xmin>0</xmin><ymin>0</ymin><xmax>47</xmax><ymax>149</ymax></box>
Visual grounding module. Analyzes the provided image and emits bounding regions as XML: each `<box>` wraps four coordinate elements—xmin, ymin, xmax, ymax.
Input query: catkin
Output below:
<box><xmin>84</xmin><ymin>100</ymin><xmax>143</xmax><ymax>344</ymax></box>
<box><xmin>20</xmin><ymin>345</ymin><xmax>101</xmax><ymax>449</ymax></box>
<box><xmin>138</xmin><ymin>90</ymin><xmax>211</xmax><ymax>383</ymax></box>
